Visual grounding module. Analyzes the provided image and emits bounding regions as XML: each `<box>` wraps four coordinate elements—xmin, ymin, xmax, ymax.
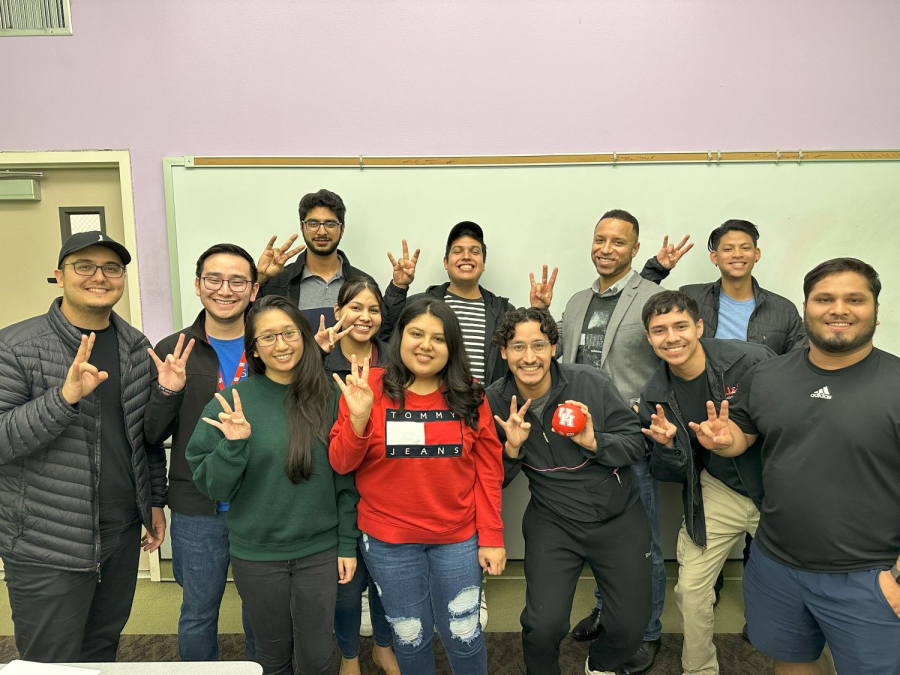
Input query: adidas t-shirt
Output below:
<box><xmin>728</xmin><ymin>347</ymin><xmax>900</xmax><ymax>572</ymax></box>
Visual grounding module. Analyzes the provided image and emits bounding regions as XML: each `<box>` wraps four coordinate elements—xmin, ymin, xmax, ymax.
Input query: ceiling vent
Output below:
<box><xmin>0</xmin><ymin>0</ymin><xmax>71</xmax><ymax>36</ymax></box>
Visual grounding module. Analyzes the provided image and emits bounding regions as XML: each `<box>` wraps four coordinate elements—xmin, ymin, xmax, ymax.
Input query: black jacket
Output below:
<box><xmin>0</xmin><ymin>300</ymin><xmax>165</xmax><ymax>571</ymax></box>
<box><xmin>641</xmin><ymin>257</ymin><xmax>806</xmax><ymax>355</ymax></box>
<box><xmin>258</xmin><ymin>248</ymin><xmax>406</xmax><ymax>340</ymax></box>
<box><xmin>639</xmin><ymin>338</ymin><xmax>772</xmax><ymax>547</ymax></box>
<box><xmin>486</xmin><ymin>360</ymin><xmax>646</xmax><ymax>524</ymax></box>
<box><xmin>410</xmin><ymin>283</ymin><xmax>514</xmax><ymax>386</ymax></box>
<box><xmin>145</xmin><ymin>310</ymin><xmax>222</xmax><ymax>515</ymax></box>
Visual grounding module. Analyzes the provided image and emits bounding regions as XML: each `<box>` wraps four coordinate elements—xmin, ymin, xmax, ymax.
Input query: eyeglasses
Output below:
<box><xmin>301</xmin><ymin>219</ymin><xmax>342</xmax><ymax>232</ymax></box>
<box><xmin>63</xmin><ymin>262</ymin><xmax>126</xmax><ymax>278</ymax></box>
<box><xmin>254</xmin><ymin>329</ymin><xmax>302</xmax><ymax>347</ymax></box>
<box><xmin>507</xmin><ymin>340</ymin><xmax>551</xmax><ymax>355</ymax></box>
<box><xmin>200</xmin><ymin>277</ymin><xmax>251</xmax><ymax>292</ymax></box>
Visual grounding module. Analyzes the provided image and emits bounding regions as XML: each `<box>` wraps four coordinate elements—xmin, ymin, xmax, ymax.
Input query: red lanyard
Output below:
<box><xmin>207</xmin><ymin>333</ymin><xmax>247</xmax><ymax>391</ymax></box>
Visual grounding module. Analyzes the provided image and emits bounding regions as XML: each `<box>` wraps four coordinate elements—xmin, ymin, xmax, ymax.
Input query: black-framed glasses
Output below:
<box><xmin>200</xmin><ymin>277</ymin><xmax>251</xmax><ymax>292</ymax></box>
<box><xmin>63</xmin><ymin>262</ymin><xmax>126</xmax><ymax>278</ymax></box>
<box><xmin>301</xmin><ymin>219</ymin><xmax>342</xmax><ymax>232</ymax></box>
<box><xmin>254</xmin><ymin>329</ymin><xmax>303</xmax><ymax>347</ymax></box>
<box><xmin>507</xmin><ymin>340</ymin><xmax>551</xmax><ymax>355</ymax></box>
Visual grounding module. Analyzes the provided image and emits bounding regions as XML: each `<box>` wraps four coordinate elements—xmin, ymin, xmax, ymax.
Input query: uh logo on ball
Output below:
<box><xmin>551</xmin><ymin>403</ymin><xmax>587</xmax><ymax>437</ymax></box>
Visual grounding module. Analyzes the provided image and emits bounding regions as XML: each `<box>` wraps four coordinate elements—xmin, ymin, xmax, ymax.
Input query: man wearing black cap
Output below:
<box><xmin>0</xmin><ymin>231</ymin><xmax>166</xmax><ymax>662</ymax></box>
<box><xmin>408</xmin><ymin>221</ymin><xmax>514</xmax><ymax>385</ymax></box>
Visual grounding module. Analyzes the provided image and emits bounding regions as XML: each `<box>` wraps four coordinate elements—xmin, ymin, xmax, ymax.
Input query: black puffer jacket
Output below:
<box><xmin>641</xmin><ymin>257</ymin><xmax>806</xmax><ymax>355</ymax></box>
<box><xmin>0</xmin><ymin>300</ymin><xmax>166</xmax><ymax>571</ymax></box>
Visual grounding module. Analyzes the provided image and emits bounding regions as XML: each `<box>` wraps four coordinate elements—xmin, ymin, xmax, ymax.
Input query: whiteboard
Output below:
<box><xmin>164</xmin><ymin>158</ymin><xmax>900</xmax><ymax>558</ymax></box>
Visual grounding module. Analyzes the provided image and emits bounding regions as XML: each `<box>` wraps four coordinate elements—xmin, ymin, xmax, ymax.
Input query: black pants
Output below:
<box><xmin>521</xmin><ymin>499</ymin><xmax>652</xmax><ymax>675</ymax></box>
<box><xmin>231</xmin><ymin>547</ymin><xmax>338</xmax><ymax>675</ymax></box>
<box><xmin>2</xmin><ymin>521</ymin><xmax>142</xmax><ymax>662</ymax></box>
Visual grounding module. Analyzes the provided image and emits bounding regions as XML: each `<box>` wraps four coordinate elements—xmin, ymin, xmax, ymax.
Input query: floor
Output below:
<box><xmin>0</xmin><ymin>560</ymin><xmax>748</xmax><ymax>636</ymax></box>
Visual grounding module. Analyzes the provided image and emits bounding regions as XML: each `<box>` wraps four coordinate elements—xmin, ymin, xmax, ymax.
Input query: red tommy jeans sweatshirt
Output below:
<box><xmin>329</xmin><ymin>369</ymin><xmax>505</xmax><ymax>548</ymax></box>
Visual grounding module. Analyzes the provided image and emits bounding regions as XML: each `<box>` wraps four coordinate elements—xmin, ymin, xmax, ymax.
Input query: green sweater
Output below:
<box><xmin>185</xmin><ymin>375</ymin><xmax>359</xmax><ymax>561</ymax></box>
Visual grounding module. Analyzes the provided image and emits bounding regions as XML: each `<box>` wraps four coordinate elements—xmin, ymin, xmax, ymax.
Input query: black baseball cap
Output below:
<box><xmin>57</xmin><ymin>231</ymin><xmax>131</xmax><ymax>268</ymax></box>
<box><xmin>446</xmin><ymin>221</ymin><xmax>485</xmax><ymax>250</ymax></box>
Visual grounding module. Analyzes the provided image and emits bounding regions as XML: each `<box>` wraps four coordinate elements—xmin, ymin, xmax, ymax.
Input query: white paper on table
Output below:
<box><xmin>0</xmin><ymin>661</ymin><xmax>101</xmax><ymax>675</ymax></box>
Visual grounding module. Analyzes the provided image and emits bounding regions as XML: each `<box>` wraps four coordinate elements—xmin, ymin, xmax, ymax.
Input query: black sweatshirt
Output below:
<box><xmin>486</xmin><ymin>360</ymin><xmax>646</xmax><ymax>523</ymax></box>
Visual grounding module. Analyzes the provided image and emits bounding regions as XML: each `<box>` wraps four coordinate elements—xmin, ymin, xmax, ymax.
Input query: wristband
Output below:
<box><xmin>157</xmin><ymin>383</ymin><xmax>181</xmax><ymax>396</ymax></box>
<box><xmin>891</xmin><ymin>564</ymin><xmax>900</xmax><ymax>585</ymax></box>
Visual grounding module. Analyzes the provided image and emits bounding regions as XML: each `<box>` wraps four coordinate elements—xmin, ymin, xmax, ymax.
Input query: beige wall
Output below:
<box><xmin>0</xmin><ymin>167</ymin><xmax>131</xmax><ymax>328</ymax></box>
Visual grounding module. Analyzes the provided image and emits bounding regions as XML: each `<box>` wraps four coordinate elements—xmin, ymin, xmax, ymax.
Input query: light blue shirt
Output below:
<box><xmin>716</xmin><ymin>292</ymin><xmax>756</xmax><ymax>341</ymax></box>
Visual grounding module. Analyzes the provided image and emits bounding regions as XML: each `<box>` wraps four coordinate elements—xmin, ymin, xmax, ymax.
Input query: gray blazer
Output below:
<box><xmin>560</xmin><ymin>271</ymin><xmax>664</xmax><ymax>405</ymax></box>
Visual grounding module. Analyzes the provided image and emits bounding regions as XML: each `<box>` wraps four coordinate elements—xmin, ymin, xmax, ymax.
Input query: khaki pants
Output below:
<box><xmin>675</xmin><ymin>470</ymin><xmax>760</xmax><ymax>675</ymax></box>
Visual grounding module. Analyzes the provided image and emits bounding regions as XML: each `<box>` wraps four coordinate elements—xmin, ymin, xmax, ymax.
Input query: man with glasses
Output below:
<box><xmin>486</xmin><ymin>307</ymin><xmax>652</xmax><ymax>675</ymax></box>
<box><xmin>0</xmin><ymin>231</ymin><xmax>166</xmax><ymax>662</ymax></box>
<box><xmin>255</xmin><ymin>188</ymin><xmax>417</xmax><ymax>336</ymax></box>
<box><xmin>144</xmin><ymin>243</ymin><xmax>259</xmax><ymax>662</ymax></box>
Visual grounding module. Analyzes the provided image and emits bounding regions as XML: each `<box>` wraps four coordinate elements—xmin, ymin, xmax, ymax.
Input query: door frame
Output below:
<box><xmin>0</xmin><ymin>150</ymin><xmax>143</xmax><ymax>331</ymax></box>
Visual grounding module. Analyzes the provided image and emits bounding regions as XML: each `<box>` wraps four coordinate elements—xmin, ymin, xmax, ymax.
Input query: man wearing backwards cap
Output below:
<box><xmin>407</xmin><ymin>221</ymin><xmax>515</xmax><ymax>385</ymax></box>
<box><xmin>0</xmin><ymin>231</ymin><xmax>166</xmax><ymax>662</ymax></box>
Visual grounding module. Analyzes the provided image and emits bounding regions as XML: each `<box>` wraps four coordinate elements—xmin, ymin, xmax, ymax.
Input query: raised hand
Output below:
<box><xmin>147</xmin><ymin>333</ymin><xmax>195</xmax><ymax>393</ymax></box>
<box><xmin>62</xmin><ymin>333</ymin><xmax>109</xmax><ymax>405</ymax></box>
<box><xmin>563</xmin><ymin>399</ymin><xmax>597</xmax><ymax>453</ymax></box>
<box><xmin>689</xmin><ymin>400</ymin><xmax>733</xmax><ymax>450</ymax></box>
<box><xmin>257</xmin><ymin>234</ymin><xmax>305</xmax><ymax>284</ymax></box>
<box><xmin>493</xmin><ymin>395</ymin><xmax>532</xmax><ymax>457</ymax></box>
<box><xmin>529</xmin><ymin>265</ymin><xmax>558</xmax><ymax>310</ymax></box>
<box><xmin>655</xmin><ymin>234</ymin><xmax>694</xmax><ymax>270</ymax></box>
<box><xmin>387</xmin><ymin>239</ymin><xmax>420</xmax><ymax>290</ymax></box>
<box><xmin>202</xmin><ymin>390</ymin><xmax>251</xmax><ymax>440</ymax></box>
<box><xmin>641</xmin><ymin>404</ymin><xmax>677</xmax><ymax>448</ymax></box>
<box><xmin>334</xmin><ymin>355</ymin><xmax>374</xmax><ymax>434</ymax></box>
<box><xmin>314</xmin><ymin>314</ymin><xmax>354</xmax><ymax>353</ymax></box>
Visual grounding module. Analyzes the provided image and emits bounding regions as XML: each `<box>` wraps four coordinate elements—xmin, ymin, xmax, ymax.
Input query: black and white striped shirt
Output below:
<box><xmin>444</xmin><ymin>292</ymin><xmax>487</xmax><ymax>381</ymax></box>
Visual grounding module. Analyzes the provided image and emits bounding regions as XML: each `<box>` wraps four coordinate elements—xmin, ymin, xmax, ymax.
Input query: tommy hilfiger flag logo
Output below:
<box><xmin>810</xmin><ymin>386</ymin><xmax>832</xmax><ymax>400</ymax></box>
<box><xmin>385</xmin><ymin>409</ymin><xmax>463</xmax><ymax>458</ymax></box>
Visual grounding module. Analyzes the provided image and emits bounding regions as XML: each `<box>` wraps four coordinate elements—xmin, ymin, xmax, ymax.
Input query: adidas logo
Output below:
<box><xmin>810</xmin><ymin>386</ymin><xmax>832</xmax><ymax>400</ymax></box>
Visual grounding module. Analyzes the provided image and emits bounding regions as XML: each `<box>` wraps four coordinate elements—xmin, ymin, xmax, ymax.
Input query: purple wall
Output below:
<box><xmin>2</xmin><ymin>1</ymin><xmax>899</xmax><ymax>340</ymax></box>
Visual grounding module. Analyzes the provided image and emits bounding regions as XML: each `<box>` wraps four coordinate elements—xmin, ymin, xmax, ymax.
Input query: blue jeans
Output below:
<box><xmin>170</xmin><ymin>511</ymin><xmax>256</xmax><ymax>661</ymax></box>
<box><xmin>334</xmin><ymin>545</ymin><xmax>393</xmax><ymax>658</ymax></box>
<box><xmin>360</xmin><ymin>532</ymin><xmax>487</xmax><ymax>675</ymax></box>
<box><xmin>594</xmin><ymin>459</ymin><xmax>664</xmax><ymax>641</ymax></box>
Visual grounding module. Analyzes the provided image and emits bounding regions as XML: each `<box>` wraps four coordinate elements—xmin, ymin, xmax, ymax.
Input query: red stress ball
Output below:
<box><xmin>551</xmin><ymin>403</ymin><xmax>586</xmax><ymax>437</ymax></box>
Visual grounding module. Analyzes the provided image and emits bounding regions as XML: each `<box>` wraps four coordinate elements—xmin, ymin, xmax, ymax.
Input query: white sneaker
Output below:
<box><xmin>584</xmin><ymin>656</ymin><xmax>615</xmax><ymax>675</ymax></box>
<box><xmin>479</xmin><ymin>588</ymin><xmax>488</xmax><ymax>630</ymax></box>
<box><xmin>359</xmin><ymin>588</ymin><xmax>373</xmax><ymax>637</ymax></box>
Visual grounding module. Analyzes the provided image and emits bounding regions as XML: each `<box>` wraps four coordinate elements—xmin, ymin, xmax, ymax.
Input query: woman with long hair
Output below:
<box><xmin>326</xmin><ymin>278</ymin><xmax>399</xmax><ymax>675</ymax></box>
<box><xmin>186</xmin><ymin>295</ymin><xmax>359</xmax><ymax>675</ymax></box>
<box><xmin>329</xmin><ymin>297</ymin><xmax>506</xmax><ymax>675</ymax></box>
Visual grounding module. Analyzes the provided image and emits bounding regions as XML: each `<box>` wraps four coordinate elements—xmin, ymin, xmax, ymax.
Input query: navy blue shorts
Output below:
<box><xmin>743</xmin><ymin>542</ymin><xmax>900</xmax><ymax>674</ymax></box>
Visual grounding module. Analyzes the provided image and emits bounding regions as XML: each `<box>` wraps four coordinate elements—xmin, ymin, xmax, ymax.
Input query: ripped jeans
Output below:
<box><xmin>360</xmin><ymin>532</ymin><xmax>487</xmax><ymax>675</ymax></box>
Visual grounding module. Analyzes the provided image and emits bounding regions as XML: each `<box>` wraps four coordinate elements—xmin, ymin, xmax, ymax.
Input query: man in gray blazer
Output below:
<box><xmin>541</xmin><ymin>209</ymin><xmax>673</xmax><ymax>675</ymax></box>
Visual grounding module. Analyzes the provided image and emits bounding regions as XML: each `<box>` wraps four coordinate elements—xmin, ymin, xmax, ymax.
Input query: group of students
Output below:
<box><xmin>0</xmin><ymin>188</ymin><xmax>898</xmax><ymax>675</ymax></box>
